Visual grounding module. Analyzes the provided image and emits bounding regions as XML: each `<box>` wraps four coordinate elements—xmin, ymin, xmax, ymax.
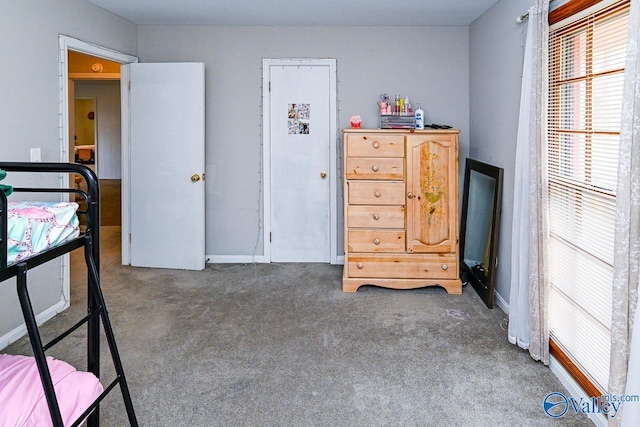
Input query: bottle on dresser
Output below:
<box><xmin>415</xmin><ymin>104</ymin><xmax>424</xmax><ymax>129</ymax></box>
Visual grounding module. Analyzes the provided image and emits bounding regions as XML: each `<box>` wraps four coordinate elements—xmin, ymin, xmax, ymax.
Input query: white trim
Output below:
<box><xmin>261</xmin><ymin>58</ymin><xmax>339</xmax><ymax>264</ymax></box>
<box><xmin>495</xmin><ymin>290</ymin><xmax>509</xmax><ymax>314</ymax></box>
<box><xmin>0</xmin><ymin>298</ymin><xmax>68</xmax><ymax>351</ymax></box>
<box><xmin>549</xmin><ymin>355</ymin><xmax>607</xmax><ymax>427</ymax></box>
<box><xmin>207</xmin><ymin>254</ymin><xmax>267</xmax><ymax>264</ymax></box>
<box><xmin>261</xmin><ymin>62</ymin><xmax>272</xmax><ymax>262</ymax></box>
<box><xmin>207</xmin><ymin>254</ymin><xmax>342</xmax><ymax>265</ymax></box>
<box><xmin>120</xmin><ymin>65</ymin><xmax>132</xmax><ymax>265</ymax></box>
<box><xmin>58</xmin><ymin>35</ymin><xmax>137</xmax><ymax>267</ymax></box>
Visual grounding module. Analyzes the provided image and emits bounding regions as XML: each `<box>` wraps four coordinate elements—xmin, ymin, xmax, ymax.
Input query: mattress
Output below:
<box><xmin>0</xmin><ymin>354</ymin><xmax>103</xmax><ymax>427</ymax></box>
<box><xmin>6</xmin><ymin>202</ymin><xmax>80</xmax><ymax>266</ymax></box>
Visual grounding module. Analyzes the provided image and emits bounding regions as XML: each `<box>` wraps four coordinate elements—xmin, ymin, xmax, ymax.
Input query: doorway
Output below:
<box><xmin>262</xmin><ymin>58</ymin><xmax>338</xmax><ymax>264</ymax></box>
<box><xmin>59</xmin><ymin>36</ymin><xmax>137</xmax><ymax>301</ymax></box>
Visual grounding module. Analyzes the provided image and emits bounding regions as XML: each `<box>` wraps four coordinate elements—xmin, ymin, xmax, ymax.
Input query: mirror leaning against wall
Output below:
<box><xmin>459</xmin><ymin>159</ymin><xmax>503</xmax><ymax>309</ymax></box>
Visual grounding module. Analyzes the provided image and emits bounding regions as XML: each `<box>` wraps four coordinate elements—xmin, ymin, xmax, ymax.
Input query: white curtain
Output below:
<box><xmin>508</xmin><ymin>0</ymin><xmax>550</xmax><ymax>364</ymax></box>
<box><xmin>611</xmin><ymin>0</ymin><xmax>640</xmax><ymax>425</ymax></box>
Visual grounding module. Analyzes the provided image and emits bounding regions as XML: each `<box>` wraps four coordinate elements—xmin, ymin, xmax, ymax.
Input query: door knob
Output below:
<box><xmin>407</xmin><ymin>192</ymin><xmax>414</xmax><ymax>199</ymax></box>
<box><xmin>320</xmin><ymin>171</ymin><xmax>327</xmax><ymax>179</ymax></box>
<box><xmin>191</xmin><ymin>174</ymin><xmax>201</xmax><ymax>182</ymax></box>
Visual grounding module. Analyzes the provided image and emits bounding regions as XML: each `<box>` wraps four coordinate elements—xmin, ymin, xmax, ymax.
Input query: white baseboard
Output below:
<box><xmin>495</xmin><ymin>291</ymin><xmax>509</xmax><ymax>314</ymax></box>
<box><xmin>549</xmin><ymin>355</ymin><xmax>605</xmax><ymax>427</ymax></box>
<box><xmin>207</xmin><ymin>255</ymin><xmax>345</xmax><ymax>265</ymax></box>
<box><xmin>206</xmin><ymin>255</ymin><xmax>266</xmax><ymax>264</ymax></box>
<box><xmin>0</xmin><ymin>298</ymin><xmax>69</xmax><ymax>351</ymax></box>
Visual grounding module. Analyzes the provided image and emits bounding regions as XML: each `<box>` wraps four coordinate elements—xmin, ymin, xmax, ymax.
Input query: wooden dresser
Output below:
<box><xmin>342</xmin><ymin>129</ymin><xmax>462</xmax><ymax>294</ymax></box>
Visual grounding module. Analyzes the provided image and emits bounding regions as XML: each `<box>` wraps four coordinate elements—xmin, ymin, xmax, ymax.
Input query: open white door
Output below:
<box><xmin>123</xmin><ymin>63</ymin><xmax>205</xmax><ymax>270</ymax></box>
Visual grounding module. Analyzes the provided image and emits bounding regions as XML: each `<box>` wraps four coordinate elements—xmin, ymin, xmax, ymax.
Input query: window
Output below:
<box><xmin>547</xmin><ymin>0</ymin><xmax>629</xmax><ymax>394</ymax></box>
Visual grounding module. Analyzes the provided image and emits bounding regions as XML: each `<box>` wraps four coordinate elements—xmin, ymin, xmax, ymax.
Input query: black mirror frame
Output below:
<box><xmin>459</xmin><ymin>158</ymin><xmax>503</xmax><ymax>309</ymax></box>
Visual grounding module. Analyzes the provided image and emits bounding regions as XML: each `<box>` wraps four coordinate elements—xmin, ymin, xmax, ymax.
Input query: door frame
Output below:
<box><xmin>58</xmin><ymin>36</ymin><xmax>138</xmax><ymax>271</ymax></box>
<box><xmin>262</xmin><ymin>58</ymin><xmax>338</xmax><ymax>264</ymax></box>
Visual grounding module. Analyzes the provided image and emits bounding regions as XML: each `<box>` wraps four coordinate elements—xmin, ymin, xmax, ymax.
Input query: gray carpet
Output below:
<box><xmin>5</xmin><ymin>227</ymin><xmax>592</xmax><ymax>426</ymax></box>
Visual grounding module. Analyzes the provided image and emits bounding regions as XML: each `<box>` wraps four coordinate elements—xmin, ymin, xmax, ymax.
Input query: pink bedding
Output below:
<box><xmin>0</xmin><ymin>354</ymin><xmax>103</xmax><ymax>427</ymax></box>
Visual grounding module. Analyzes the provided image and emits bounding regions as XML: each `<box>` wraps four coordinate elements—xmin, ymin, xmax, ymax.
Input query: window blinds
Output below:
<box><xmin>547</xmin><ymin>0</ymin><xmax>629</xmax><ymax>393</ymax></box>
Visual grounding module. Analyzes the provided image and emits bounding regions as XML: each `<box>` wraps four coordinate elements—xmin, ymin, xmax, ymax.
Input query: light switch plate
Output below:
<box><xmin>30</xmin><ymin>148</ymin><xmax>41</xmax><ymax>162</ymax></box>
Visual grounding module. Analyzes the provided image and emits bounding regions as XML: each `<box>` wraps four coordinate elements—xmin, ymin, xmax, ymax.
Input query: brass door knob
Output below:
<box><xmin>407</xmin><ymin>192</ymin><xmax>414</xmax><ymax>199</ymax></box>
<box><xmin>191</xmin><ymin>174</ymin><xmax>201</xmax><ymax>182</ymax></box>
<box><xmin>320</xmin><ymin>171</ymin><xmax>327</xmax><ymax>179</ymax></box>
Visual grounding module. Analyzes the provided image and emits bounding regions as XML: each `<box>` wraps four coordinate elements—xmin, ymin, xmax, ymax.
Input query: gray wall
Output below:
<box><xmin>75</xmin><ymin>81</ymin><xmax>122</xmax><ymax>179</ymax></box>
<box><xmin>137</xmin><ymin>25</ymin><xmax>470</xmax><ymax>258</ymax></box>
<box><xmin>0</xmin><ymin>0</ymin><xmax>136</xmax><ymax>346</ymax></box>
<box><xmin>469</xmin><ymin>0</ymin><xmax>531</xmax><ymax>308</ymax></box>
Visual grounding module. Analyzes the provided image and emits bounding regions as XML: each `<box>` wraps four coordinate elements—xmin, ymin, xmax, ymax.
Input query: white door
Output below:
<box><xmin>269</xmin><ymin>63</ymin><xmax>333</xmax><ymax>262</ymax></box>
<box><xmin>125</xmin><ymin>63</ymin><xmax>205</xmax><ymax>270</ymax></box>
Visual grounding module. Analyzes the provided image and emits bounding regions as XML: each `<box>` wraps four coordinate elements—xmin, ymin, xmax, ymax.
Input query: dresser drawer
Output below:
<box><xmin>348</xmin><ymin>181</ymin><xmax>405</xmax><ymax>205</ymax></box>
<box><xmin>347</xmin><ymin>205</ymin><xmax>405</xmax><ymax>228</ymax></box>
<box><xmin>346</xmin><ymin>134</ymin><xmax>404</xmax><ymax>157</ymax></box>
<box><xmin>348</xmin><ymin>230</ymin><xmax>405</xmax><ymax>253</ymax></box>
<box><xmin>347</xmin><ymin>254</ymin><xmax>458</xmax><ymax>279</ymax></box>
<box><xmin>345</xmin><ymin>157</ymin><xmax>403</xmax><ymax>180</ymax></box>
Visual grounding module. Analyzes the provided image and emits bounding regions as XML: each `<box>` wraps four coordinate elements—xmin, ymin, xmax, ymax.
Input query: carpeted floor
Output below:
<box><xmin>5</xmin><ymin>227</ymin><xmax>593</xmax><ymax>426</ymax></box>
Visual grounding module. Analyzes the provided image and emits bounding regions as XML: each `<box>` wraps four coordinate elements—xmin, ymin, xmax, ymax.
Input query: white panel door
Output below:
<box><xmin>270</xmin><ymin>64</ymin><xmax>331</xmax><ymax>262</ymax></box>
<box><xmin>126</xmin><ymin>63</ymin><xmax>205</xmax><ymax>270</ymax></box>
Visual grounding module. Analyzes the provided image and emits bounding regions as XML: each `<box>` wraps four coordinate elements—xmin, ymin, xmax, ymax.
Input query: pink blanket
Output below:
<box><xmin>0</xmin><ymin>354</ymin><xmax>103</xmax><ymax>427</ymax></box>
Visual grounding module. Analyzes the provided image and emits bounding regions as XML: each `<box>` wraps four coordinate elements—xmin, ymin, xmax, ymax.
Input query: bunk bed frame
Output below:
<box><xmin>0</xmin><ymin>162</ymin><xmax>137</xmax><ymax>427</ymax></box>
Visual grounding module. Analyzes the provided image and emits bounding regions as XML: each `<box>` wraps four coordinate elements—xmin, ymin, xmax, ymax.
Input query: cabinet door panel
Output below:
<box><xmin>406</xmin><ymin>134</ymin><xmax>458</xmax><ymax>253</ymax></box>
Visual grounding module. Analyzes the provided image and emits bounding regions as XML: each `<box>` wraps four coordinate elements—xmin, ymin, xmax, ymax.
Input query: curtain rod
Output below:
<box><xmin>516</xmin><ymin>0</ymin><xmax>556</xmax><ymax>23</ymax></box>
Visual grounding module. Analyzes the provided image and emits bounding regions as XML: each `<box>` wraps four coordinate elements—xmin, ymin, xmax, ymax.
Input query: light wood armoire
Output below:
<box><xmin>342</xmin><ymin>129</ymin><xmax>462</xmax><ymax>294</ymax></box>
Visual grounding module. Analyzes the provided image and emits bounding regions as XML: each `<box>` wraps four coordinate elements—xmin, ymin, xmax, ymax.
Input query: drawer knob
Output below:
<box><xmin>407</xmin><ymin>192</ymin><xmax>414</xmax><ymax>199</ymax></box>
<box><xmin>374</xmin><ymin>191</ymin><xmax>381</xmax><ymax>198</ymax></box>
<box><xmin>356</xmin><ymin>262</ymin><xmax>364</xmax><ymax>269</ymax></box>
<box><xmin>373</xmin><ymin>238</ymin><xmax>380</xmax><ymax>245</ymax></box>
<box><xmin>372</xmin><ymin>213</ymin><xmax>380</xmax><ymax>220</ymax></box>
<box><xmin>442</xmin><ymin>264</ymin><xmax>449</xmax><ymax>271</ymax></box>
<box><xmin>372</xmin><ymin>165</ymin><xmax>379</xmax><ymax>172</ymax></box>
<box><xmin>372</xmin><ymin>142</ymin><xmax>380</xmax><ymax>149</ymax></box>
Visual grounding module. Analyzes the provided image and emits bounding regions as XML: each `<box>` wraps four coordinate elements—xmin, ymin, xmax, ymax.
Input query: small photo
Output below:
<box><xmin>287</xmin><ymin>103</ymin><xmax>311</xmax><ymax>135</ymax></box>
<box><xmin>288</xmin><ymin>104</ymin><xmax>298</xmax><ymax>119</ymax></box>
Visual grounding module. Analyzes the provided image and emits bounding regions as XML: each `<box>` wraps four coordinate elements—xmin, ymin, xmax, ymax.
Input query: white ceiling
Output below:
<box><xmin>84</xmin><ymin>0</ymin><xmax>501</xmax><ymax>26</ymax></box>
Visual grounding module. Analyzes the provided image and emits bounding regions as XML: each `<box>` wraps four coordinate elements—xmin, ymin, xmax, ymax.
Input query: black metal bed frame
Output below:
<box><xmin>0</xmin><ymin>162</ymin><xmax>137</xmax><ymax>427</ymax></box>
